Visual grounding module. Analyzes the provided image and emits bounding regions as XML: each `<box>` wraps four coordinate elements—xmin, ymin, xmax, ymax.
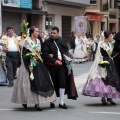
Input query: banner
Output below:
<box><xmin>2</xmin><ymin>0</ymin><xmax>20</xmax><ymax>8</ymax></box>
<box><xmin>75</xmin><ymin>16</ymin><xmax>87</xmax><ymax>34</ymax></box>
<box><xmin>2</xmin><ymin>0</ymin><xmax>32</xmax><ymax>9</ymax></box>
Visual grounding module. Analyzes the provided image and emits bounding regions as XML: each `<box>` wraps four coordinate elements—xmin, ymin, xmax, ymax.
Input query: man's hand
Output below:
<box><xmin>49</xmin><ymin>54</ymin><xmax>53</xmax><ymax>58</ymax></box>
<box><xmin>55</xmin><ymin>60</ymin><xmax>62</xmax><ymax>65</ymax></box>
<box><xmin>2</xmin><ymin>46</ymin><xmax>8</xmax><ymax>53</ymax></box>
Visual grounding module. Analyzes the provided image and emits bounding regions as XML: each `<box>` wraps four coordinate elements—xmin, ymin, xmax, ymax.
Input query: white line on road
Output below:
<box><xmin>0</xmin><ymin>109</ymin><xmax>14</xmax><ymax>111</ymax></box>
<box><xmin>90</xmin><ymin>112</ymin><xmax>120</xmax><ymax>115</ymax></box>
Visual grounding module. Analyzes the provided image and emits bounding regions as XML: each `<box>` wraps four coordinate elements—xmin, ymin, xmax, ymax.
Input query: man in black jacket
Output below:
<box><xmin>42</xmin><ymin>26</ymin><xmax>78</xmax><ymax>109</ymax></box>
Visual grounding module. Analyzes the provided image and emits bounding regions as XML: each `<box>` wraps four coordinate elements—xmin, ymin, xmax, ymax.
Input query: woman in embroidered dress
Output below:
<box><xmin>11</xmin><ymin>26</ymin><xmax>56</xmax><ymax>111</ymax></box>
<box><xmin>82</xmin><ymin>31</ymin><xmax>120</xmax><ymax>105</ymax></box>
<box><xmin>73</xmin><ymin>32</ymin><xmax>88</xmax><ymax>63</ymax></box>
<box><xmin>0</xmin><ymin>45</ymin><xmax>7</xmax><ymax>84</ymax></box>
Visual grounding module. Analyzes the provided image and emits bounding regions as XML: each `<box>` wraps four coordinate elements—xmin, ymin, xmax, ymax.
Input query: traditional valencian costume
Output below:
<box><xmin>82</xmin><ymin>40</ymin><xmax>120</xmax><ymax>98</ymax></box>
<box><xmin>112</xmin><ymin>32</ymin><xmax>120</xmax><ymax>78</ymax></box>
<box><xmin>11</xmin><ymin>37</ymin><xmax>56</xmax><ymax>106</ymax></box>
<box><xmin>73</xmin><ymin>36</ymin><xmax>88</xmax><ymax>63</ymax></box>
<box><xmin>43</xmin><ymin>32</ymin><xmax>78</xmax><ymax>109</ymax></box>
<box><xmin>1</xmin><ymin>31</ymin><xmax>21</xmax><ymax>87</ymax></box>
<box><xmin>0</xmin><ymin>46</ymin><xmax>7</xmax><ymax>84</ymax></box>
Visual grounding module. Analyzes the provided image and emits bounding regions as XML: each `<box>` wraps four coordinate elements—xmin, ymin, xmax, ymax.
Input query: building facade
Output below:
<box><xmin>0</xmin><ymin>0</ymin><xmax>47</xmax><ymax>35</ymax></box>
<box><xmin>85</xmin><ymin>0</ymin><xmax>119</xmax><ymax>37</ymax></box>
<box><xmin>0</xmin><ymin>0</ymin><xmax>90</xmax><ymax>42</ymax></box>
<box><xmin>40</xmin><ymin>0</ymin><xmax>90</xmax><ymax>42</ymax></box>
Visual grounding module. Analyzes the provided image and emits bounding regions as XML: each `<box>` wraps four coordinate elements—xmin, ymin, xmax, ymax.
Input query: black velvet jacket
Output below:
<box><xmin>42</xmin><ymin>36</ymin><xmax>68</xmax><ymax>64</ymax></box>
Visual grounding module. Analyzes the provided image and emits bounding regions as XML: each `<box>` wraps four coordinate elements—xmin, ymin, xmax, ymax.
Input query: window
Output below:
<box><xmin>90</xmin><ymin>0</ymin><xmax>97</xmax><ymax>4</ymax></box>
<box><xmin>45</xmin><ymin>15</ymin><xmax>54</xmax><ymax>34</ymax></box>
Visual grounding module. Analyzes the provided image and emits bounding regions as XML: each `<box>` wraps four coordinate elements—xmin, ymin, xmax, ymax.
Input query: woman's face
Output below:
<box><xmin>108</xmin><ymin>34</ymin><xmax>113</xmax><ymax>41</ymax></box>
<box><xmin>32</xmin><ymin>28</ymin><xmax>39</xmax><ymax>38</ymax></box>
<box><xmin>77</xmin><ymin>33</ymin><xmax>81</xmax><ymax>38</ymax></box>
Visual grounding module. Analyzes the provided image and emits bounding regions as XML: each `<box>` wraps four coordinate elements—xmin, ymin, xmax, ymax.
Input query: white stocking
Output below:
<box><xmin>59</xmin><ymin>88</ymin><xmax>65</xmax><ymax>105</ymax></box>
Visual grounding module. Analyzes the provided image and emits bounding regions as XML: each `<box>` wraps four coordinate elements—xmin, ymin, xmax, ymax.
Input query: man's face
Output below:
<box><xmin>33</xmin><ymin>28</ymin><xmax>39</xmax><ymax>38</ymax></box>
<box><xmin>7</xmin><ymin>29</ymin><xmax>14</xmax><ymax>37</ymax></box>
<box><xmin>51</xmin><ymin>30</ymin><xmax>59</xmax><ymax>39</ymax></box>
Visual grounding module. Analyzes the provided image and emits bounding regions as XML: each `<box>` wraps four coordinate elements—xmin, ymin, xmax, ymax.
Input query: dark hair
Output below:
<box><xmin>104</xmin><ymin>31</ymin><xmax>112</xmax><ymax>38</ymax></box>
<box><xmin>113</xmin><ymin>32</ymin><xmax>120</xmax><ymax>42</ymax></box>
<box><xmin>51</xmin><ymin>26</ymin><xmax>59</xmax><ymax>32</ymax></box>
<box><xmin>6</xmin><ymin>27</ymin><xmax>13</xmax><ymax>31</ymax></box>
<box><xmin>29</xmin><ymin>26</ymin><xmax>37</xmax><ymax>37</ymax></box>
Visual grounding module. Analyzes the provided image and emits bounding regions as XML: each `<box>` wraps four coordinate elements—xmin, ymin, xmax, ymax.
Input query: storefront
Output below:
<box><xmin>1</xmin><ymin>0</ymin><xmax>47</xmax><ymax>35</ymax></box>
<box><xmin>85</xmin><ymin>13</ymin><xmax>102</xmax><ymax>37</ymax></box>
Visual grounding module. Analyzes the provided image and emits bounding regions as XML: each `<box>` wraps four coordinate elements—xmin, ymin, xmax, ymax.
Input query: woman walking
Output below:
<box><xmin>82</xmin><ymin>31</ymin><xmax>120</xmax><ymax>105</ymax></box>
<box><xmin>11</xmin><ymin>26</ymin><xmax>56</xmax><ymax>111</ymax></box>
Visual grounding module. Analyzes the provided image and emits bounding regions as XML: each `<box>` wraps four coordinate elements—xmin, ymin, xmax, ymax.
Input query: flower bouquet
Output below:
<box><xmin>24</xmin><ymin>52</ymin><xmax>38</xmax><ymax>80</ymax></box>
<box><xmin>63</xmin><ymin>52</ymin><xmax>73</xmax><ymax>74</ymax></box>
<box><xmin>20</xmin><ymin>20</ymin><xmax>29</xmax><ymax>39</ymax></box>
<box><xmin>98</xmin><ymin>60</ymin><xmax>110</xmax><ymax>68</ymax></box>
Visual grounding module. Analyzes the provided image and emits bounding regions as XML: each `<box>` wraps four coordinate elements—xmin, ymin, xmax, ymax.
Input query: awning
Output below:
<box><xmin>85</xmin><ymin>14</ymin><xmax>102</xmax><ymax>21</ymax></box>
<box><xmin>43</xmin><ymin>0</ymin><xmax>89</xmax><ymax>8</ymax></box>
<box><xmin>2</xmin><ymin>6</ymin><xmax>48</xmax><ymax>15</ymax></box>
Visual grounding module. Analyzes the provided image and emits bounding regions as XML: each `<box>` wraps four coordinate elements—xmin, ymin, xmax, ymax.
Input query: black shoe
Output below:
<box><xmin>107</xmin><ymin>98</ymin><xmax>116</xmax><ymax>105</ymax></box>
<box><xmin>50</xmin><ymin>103</ymin><xmax>55</xmax><ymax>108</ymax></box>
<box><xmin>35</xmin><ymin>105</ymin><xmax>42</xmax><ymax>111</ymax></box>
<box><xmin>22</xmin><ymin>104</ymin><xmax>27</xmax><ymax>109</ymax></box>
<box><xmin>59</xmin><ymin>103</ymin><xmax>68</xmax><ymax>109</ymax></box>
<box><xmin>101</xmin><ymin>98</ymin><xmax>108</xmax><ymax>105</ymax></box>
<box><xmin>8</xmin><ymin>81</ymin><xmax>13</xmax><ymax>87</ymax></box>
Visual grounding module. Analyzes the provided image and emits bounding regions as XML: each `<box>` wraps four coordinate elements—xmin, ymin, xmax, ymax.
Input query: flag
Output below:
<box><xmin>75</xmin><ymin>16</ymin><xmax>87</xmax><ymax>33</ymax></box>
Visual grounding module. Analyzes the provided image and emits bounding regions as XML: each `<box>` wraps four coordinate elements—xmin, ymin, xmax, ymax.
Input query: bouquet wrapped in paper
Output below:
<box><xmin>98</xmin><ymin>60</ymin><xmax>110</xmax><ymax>68</ymax></box>
<box><xmin>24</xmin><ymin>52</ymin><xmax>38</xmax><ymax>80</ymax></box>
<box><xmin>63</xmin><ymin>52</ymin><xmax>73</xmax><ymax>68</ymax></box>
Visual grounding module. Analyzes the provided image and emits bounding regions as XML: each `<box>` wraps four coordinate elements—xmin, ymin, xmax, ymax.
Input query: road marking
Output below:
<box><xmin>0</xmin><ymin>109</ymin><xmax>14</xmax><ymax>111</ymax></box>
<box><xmin>90</xmin><ymin>112</ymin><xmax>120</xmax><ymax>115</ymax></box>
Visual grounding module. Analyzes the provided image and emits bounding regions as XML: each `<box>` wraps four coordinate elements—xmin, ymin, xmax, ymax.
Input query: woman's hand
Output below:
<box><xmin>29</xmin><ymin>64</ymin><xmax>33</xmax><ymax>72</ymax></box>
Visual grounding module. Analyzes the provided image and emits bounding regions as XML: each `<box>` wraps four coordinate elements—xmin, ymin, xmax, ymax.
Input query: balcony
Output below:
<box><xmin>43</xmin><ymin>0</ymin><xmax>90</xmax><ymax>8</ymax></box>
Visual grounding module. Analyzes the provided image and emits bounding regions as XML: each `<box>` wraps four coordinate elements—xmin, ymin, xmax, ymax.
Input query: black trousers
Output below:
<box><xmin>48</xmin><ymin>65</ymin><xmax>67</xmax><ymax>89</ymax></box>
<box><xmin>6</xmin><ymin>56</ymin><xmax>20</xmax><ymax>82</ymax></box>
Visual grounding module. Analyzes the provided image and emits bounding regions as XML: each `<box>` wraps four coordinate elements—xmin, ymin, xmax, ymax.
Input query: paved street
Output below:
<box><xmin>0</xmin><ymin>61</ymin><xmax>120</xmax><ymax>120</ymax></box>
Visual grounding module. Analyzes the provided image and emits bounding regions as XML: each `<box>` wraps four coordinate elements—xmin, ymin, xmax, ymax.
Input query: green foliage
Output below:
<box><xmin>20</xmin><ymin>20</ymin><xmax>29</xmax><ymax>37</ymax></box>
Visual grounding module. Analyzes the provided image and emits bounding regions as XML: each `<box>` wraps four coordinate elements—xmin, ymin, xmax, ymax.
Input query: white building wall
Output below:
<box><xmin>0</xmin><ymin>1</ymin><xmax>2</xmax><ymax>35</ymax></box>
<box><xmin>54</xmin><ymin>14</ymin><xmax>62</xmax><ymax>35</ymax></box>
<box><xmin>43</xmin><ymin>5</ymin><xmax>83</xmax><ymax>36</ymax></box>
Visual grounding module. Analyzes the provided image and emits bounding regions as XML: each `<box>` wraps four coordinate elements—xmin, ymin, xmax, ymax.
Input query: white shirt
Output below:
<box><xmin>8</xmin><ymin>36</ymin><xmax>18</xmax><ymax>52</ymax></box>
<box><xmin>54</xmin><ymin>41</ymin><xmax>62</xmax><ymax>60</ymax></box>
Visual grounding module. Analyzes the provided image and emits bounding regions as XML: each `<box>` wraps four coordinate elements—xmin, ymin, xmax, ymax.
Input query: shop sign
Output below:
<box><xmin>85</xmin><ymin>14</ymin><xmax>102</xmax><ymax>21</ymax></box>
<box><xmin>2</xmin><ymin>0</ymin><xmax>32</xmax><ymax>9</ymax></box>
<box><xmin>20</xmin><ymin>0</ymin><xmax>32</xmax><ymax>9</ymax></box>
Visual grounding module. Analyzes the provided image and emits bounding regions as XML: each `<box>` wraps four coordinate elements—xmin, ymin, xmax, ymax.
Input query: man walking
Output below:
<box><xmin>3</xmin><ymin>27</ymin><xmax>21</xmax><ymax>87</ymax></box>
<box><xmin>42</xmin><ymin>26</ymin><xmax>78</xmax><ymax>109</ymax></box>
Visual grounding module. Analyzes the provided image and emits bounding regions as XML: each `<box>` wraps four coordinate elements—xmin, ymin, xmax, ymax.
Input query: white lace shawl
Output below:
<box><xmin>22</xmin><ymin>38</ymin><xmax>41</xmax><ymax>53</ymax></box>
<box><xmin>87</xmin><ymin>41</ymin><xmax>112</xmax><ymax>83</ymax></box>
